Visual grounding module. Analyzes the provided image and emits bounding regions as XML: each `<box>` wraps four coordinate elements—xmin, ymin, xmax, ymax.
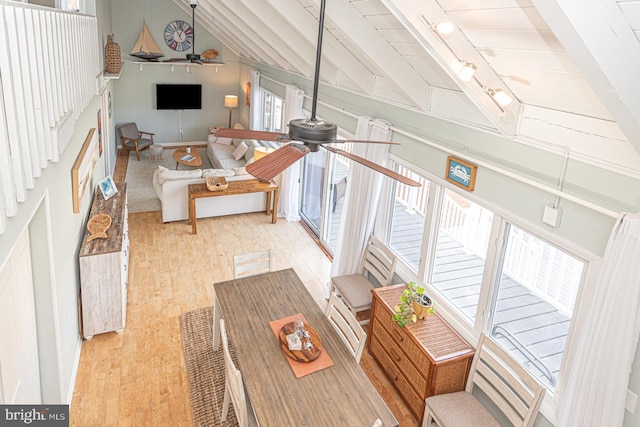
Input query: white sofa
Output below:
<box><xmin>152</xmin><ymin>166</ymin><xmax>267</xmax><ymax>223</ymax></box>
<box><xmin>153</xmin><ymin>126</ymin><xmax>281</xmax><ymax>223</ymax></box>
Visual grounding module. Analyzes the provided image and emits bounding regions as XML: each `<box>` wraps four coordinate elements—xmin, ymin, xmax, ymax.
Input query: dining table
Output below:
<box><xmin>213</xmin><ymin>268</ymin><xmax>399</xmax><ymax>427</ymax></box>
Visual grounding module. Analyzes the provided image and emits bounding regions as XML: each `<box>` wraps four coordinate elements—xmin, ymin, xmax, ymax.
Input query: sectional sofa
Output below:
<box><xmin>152</xmin><ymin>130</ymin><xmax>280</xmax><ymax>223</ymax></box>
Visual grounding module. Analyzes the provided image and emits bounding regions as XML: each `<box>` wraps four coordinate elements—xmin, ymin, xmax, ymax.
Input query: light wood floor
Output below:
<box><xmin>69</xmin><ymin>151</ymin><xmax>420</xmax><ymax>426</ymax></box>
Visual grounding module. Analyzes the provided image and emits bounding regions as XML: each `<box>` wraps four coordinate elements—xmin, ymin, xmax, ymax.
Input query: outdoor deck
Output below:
<box><xmin>389</xmin><ymin>204</ymin><xmax>569</xmax><ymax>388</ymax></box>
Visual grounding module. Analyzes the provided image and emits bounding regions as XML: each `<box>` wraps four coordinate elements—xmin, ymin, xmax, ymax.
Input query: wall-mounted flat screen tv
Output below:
<box><xmin>156</xmin><ymin>84</ymin><xmax>202</xmax><ymax>110</ymax></box>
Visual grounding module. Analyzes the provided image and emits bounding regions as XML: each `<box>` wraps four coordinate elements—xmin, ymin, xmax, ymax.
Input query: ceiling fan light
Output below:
<box><xmin>491</xmin><ymin>89</ymin><xmax>512</xmax><ymax>107</ymax></box>
<box><xmin>458</xmin><ymin>62</ymin><xmax>476</xmax><ymax>82</ymax></box>
<box><xmin>435</xmin><ymin>21</ymin><xmax>455</xmax><ymax>36</ymax></box>
<box><xmin>189</xmin><ymin>0</ymin><xmax>198</xmax><ymax>5</ymax></box>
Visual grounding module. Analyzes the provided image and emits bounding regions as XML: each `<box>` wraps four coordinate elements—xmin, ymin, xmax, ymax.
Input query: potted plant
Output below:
<box><xmin>391</xmin><ymin>282</ymin><xmax>435</xmax><ymax>327</ymax></box>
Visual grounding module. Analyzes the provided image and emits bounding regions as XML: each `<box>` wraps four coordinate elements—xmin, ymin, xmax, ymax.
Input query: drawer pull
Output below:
<box><xmin>392</xmin><ymin>329</ymin><xmax>404</xmax><ymax>342</ymax></box>
<box><xmin>389</xmin><ymin>348</ymin><xmax>401</xmax><ymax>363</ymax></box>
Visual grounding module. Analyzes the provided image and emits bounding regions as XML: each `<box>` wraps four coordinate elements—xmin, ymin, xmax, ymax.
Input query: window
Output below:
<box><xmin>261</xmin><ymin>91</ymin><xmax>284</xmax><ymax>132</ymax></box>
<box><xmin>488</xmin><ymin>224</ymin><xmax>583</xmax><ymax>389</ymax></box>
<box><xmin>378</xmin><ymin>157</ymin><xmax>588</xmax><ymax>398</ymax></box>
<box><xmin>430</xmin><ymin>190</ymin><xmax>493</xmax><ymax>321</ymax></box>
<box><xmin>388</xmin><ymin>164</ymin><xmax>430</xmax><ymax>272</ymax></box>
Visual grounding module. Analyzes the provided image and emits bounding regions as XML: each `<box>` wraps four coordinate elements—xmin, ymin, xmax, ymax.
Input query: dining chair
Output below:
<box><xmin>326</xmin><ymin>291</ymin><xmax>367</xmax><ymax>363</ymax></box>
<box><xmin>219</xmin><ymin>319</ymin><xmax>258</xmax><ymax>427</ymax></box>
<box><xmin>233</xmin><ymin>248</ymin><xmax>272</xmax><ymax>279</ymax></box>
<box><xmin>421</xmin><ymin>333</ymin><xmax>545</xmax><ymax>427</ymax></box>
<box><xmin>330</xmin><ymin>235</ymin><xmax>397</xmax><ymax>324</ymax></box>
<box><xmin>117</xmin><ymin>122</ymin><xmax>155</xmax><ymax>161</ymax></box>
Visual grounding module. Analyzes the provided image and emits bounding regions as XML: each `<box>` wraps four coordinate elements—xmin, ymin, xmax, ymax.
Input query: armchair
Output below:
<box><xmin>117</xmin><ymin>123</ymin><xmax>155</xmax><ymax>160</ymax></box>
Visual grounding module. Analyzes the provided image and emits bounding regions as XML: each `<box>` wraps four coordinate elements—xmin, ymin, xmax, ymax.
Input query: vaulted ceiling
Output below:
<box><xmin>177</xmin><ymin>0</ymin><xmax>640</xmax><ymax>175</ymax></box>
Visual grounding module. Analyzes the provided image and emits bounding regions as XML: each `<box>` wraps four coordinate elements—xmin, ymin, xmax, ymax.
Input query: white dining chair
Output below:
<box><xmin>220</xmin><ymin>319</ymin><xmax>258</xmax><ymax>427</ymax></box>
<box><xmin>326</xmin><ymin>291</ymin><xmax>367</xmax><ymax>363</ymax></box>
<box><xmin>233</xmin><ymin>249</ymin><xmax>272</xmax><ymax>279</ymax></box>
<box><xmin>329</xmin><ymin>235</ymin><xmax>397</xmax><ymax>324</ymax></box>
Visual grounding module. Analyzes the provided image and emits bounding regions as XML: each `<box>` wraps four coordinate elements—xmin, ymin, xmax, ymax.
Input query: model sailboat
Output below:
<box><xmin>130</xmin><ymin>20</ymin><xmax>164</xmax><ymax>61</ymax></box>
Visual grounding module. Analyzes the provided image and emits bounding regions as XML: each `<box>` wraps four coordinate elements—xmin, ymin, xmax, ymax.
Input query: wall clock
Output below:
<box><xmin>163</xmin><ymin>20</ymin><xmax>194</xmax><ymax>52</ymax></box>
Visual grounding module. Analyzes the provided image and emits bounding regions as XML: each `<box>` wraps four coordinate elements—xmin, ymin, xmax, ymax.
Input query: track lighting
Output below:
<box><xmin>489</xmin><ymin>88</ymin><xmax>512</xmax><ymax>107</ymax></box>
<box><xmin>458</xmin><ymin>62</ymin><xmax>476</xmax><ymax>82</ymax></box>
<box><xmin>435</xmin><ymin>21</ymin><xmax>455</xmax><ymax>36</ymax></box>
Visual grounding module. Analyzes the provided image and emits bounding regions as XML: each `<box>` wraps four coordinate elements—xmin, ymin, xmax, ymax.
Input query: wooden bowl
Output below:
<box><xmin>278</xmin><ymin>322</ymin><xmax>323</xmax><ymax>363</ymax></box>
<box><xmin>206</xmin><ymin>176</ymin><xmax>228</xmax><ymax>191</ymax></box>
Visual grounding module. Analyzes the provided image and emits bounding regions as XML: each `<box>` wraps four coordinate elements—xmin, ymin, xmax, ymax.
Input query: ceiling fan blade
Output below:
<box><xmin>323</xmin><ymin>146</ymin><xmax>421</xmax><ymax>187</ymax></box>
<box><xmin>337</xmin><ymin>139</ymin><xmax>400</xmax><ymax>145</ymax></box>
<box><xmin>213</xmin><ymin>128</ymin><xmax>291</xmax><ymax>142</ymax></box>
<box><xmin>246</xmin><ymin>144</ymin><xmax>310</xmax><ymax>181</ymax></box>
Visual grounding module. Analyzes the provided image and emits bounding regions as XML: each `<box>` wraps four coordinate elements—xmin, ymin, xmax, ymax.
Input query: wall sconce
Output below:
<box><xmin>224</xmin><ymin>95</ymin><xmax>238</xmax><ymax>127</ymax></box>
<box><xmin>435</xmin><ymin>21</ymin><xmax>455</xmax><ymax>36</ymax></box>
<box><xmin>458</xmin><ymin>61</ymin><xmax>476</xmax><ymax>82</ymax></box>
<box><xmin>488</xmin><ymin>88</ymin><xmax>513</xmax><ymax>107</ymax></box>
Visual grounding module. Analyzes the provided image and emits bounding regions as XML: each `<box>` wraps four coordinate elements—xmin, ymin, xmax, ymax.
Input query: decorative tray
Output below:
<box><xmin>206</xmin><ymin>176</ymin><xmax>228</xmax><ymax>192</ymax></box>
<box><xmin>278</xmin><ymin>322</ymin><xmax>323</xmax><ymax>363</ymax></box>
<box><xmin>87</xmin><ymin>213</ymin><xmax>112</xmax><ymax>241</ymax></box>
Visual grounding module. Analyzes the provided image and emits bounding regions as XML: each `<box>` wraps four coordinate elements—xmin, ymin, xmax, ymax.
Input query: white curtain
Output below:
<box><xmin>556</xmin><ymin>213</ymin><xmax>640</xmax><ymax>427</ymax></box>
<box><xmin>277</xmin><ymin>85</ymin><xmax>304</xmax><ymax>221</ymax></box>
<box><xmin>329</xmin><ymin>117</ymin><xmax>391</xmax><ymax>281</ymax></box>
<box><xmin>249</xmin><ymin>70</ymin><xmax>261</xmax><ymax>130</ymax></box>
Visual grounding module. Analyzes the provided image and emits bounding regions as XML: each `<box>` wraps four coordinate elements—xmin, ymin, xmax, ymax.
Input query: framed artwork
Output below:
<box><xmin>445</xmin><ymin>156</ymin><xmax>477</xmax><ymax>192</ymax></box>
<box><xmin>72</xmin><ymin>128</ymin><xmax>98</xmax><ymax>212</ymax></box>
<box><xmin>246</xmin><ymin>82</ymin><xmax>251</xmax><ymax>107</ymax></box>
<box><xmin>97</xmin><ymin>109</ymin><xmax>103</xmax><ymax>156</ymax></box>
<box><xmin>98</xmin><ymin>175</ymin><xmax>118</xmax><ymax>200</ymax></box>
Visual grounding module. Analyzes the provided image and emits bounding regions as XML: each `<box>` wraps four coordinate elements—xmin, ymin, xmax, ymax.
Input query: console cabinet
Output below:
<box><xmin>369</xmin><ymin>285</ymin><xmax>475</xmax><ymax>422</ymax></box>
<box><xmin>79</xmin><ymin>184</ymin><xmax>129</xmax><ymax>339</ymax></box>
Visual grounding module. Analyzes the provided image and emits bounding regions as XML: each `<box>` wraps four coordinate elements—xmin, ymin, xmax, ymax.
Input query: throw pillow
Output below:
<box><xmin>232</xmin><ymin>141</ymin><xmax>248</xmax><ymax>161</ymax></box>
<box><xmin>202</xmin><ymin>168</ymin><xmax>236</xmax><ymax>177</ymax></box>
<box><xmin>215</xmin><ymin>137</ymin><xmax>233</xmax><ymax>146</ymax></box>
<box><xmin>157</xmin><ymin>168</ymin><xmax>202</xmax><ymax>185</ymax></box>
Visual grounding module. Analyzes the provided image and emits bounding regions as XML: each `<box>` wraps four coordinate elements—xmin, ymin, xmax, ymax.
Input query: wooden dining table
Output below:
<box><xmin>213</xmin><ymin>268</ymin><xmax>399</xmax><ymax>427</ymax></box>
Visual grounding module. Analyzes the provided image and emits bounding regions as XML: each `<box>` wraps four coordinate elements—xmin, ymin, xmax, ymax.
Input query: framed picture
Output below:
<box><xmin>98</xmin><ymin>175</ymin><xmax>118</xmax><ymax>200</ymax></box>
<box><xmin>445</xmin><ymin>156</ymin><xmax>477</xmax><ymax>192</ymax></box>
<box><xmin>97</xmin><ymin>109</ymin><xmax>103</xmax><ymax>156</ymax></box>
<box><xmin>72</xmin><ymin>128</ymin><xmax>98</xmax><ymax>213</ymax></box>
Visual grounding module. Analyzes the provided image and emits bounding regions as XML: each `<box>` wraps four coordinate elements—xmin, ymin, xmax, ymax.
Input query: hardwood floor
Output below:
<box><xmin>69</xmin><ymin>153</ymin><xmax>420</xmax><ymax>427</ymax></box>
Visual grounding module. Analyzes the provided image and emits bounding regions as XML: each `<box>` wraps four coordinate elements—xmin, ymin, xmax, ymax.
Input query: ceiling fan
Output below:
<box><xmin>164</xmin><ymin>0</ymin><xmax>204</xmax><ymax>65</ymax></box>
<box><xmin>213</xmin><ymin>0</ymin><xmax>420</xmax><ymax>187</ymax></box>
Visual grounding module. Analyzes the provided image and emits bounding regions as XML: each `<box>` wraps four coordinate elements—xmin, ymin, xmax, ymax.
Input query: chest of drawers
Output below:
<box><xmin>369</xmin><ymin>285</ymin><xmax>474</xmax><ymax>422</ymax></box>
<box><xmin>79</xmin><ymin>184</ymin><xmax>129</xmax><ymax>339</ymax></box>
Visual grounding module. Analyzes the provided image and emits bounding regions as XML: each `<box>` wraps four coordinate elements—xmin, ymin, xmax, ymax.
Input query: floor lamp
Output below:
<box><xmin>224</xmin><ymin>95</ymin><xmax>238</xmax><ymax>128</ymax></box>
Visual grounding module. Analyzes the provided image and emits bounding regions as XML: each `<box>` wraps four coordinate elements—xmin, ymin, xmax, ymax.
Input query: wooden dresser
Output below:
<box><xmin>369</xmin><ymin>285</ymin><xmax>475</xmax><ymax>422</ymax></box>
<box><xmin>79</xmin><ymin>184</ymin><xmax>129</xmax><ymax>340</ymax></box>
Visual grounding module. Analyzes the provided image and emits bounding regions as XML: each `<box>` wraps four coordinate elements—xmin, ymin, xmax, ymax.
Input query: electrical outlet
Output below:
<box><xmin>542</xmin><ymin>205</ymin><xmax>562</xmax><ymax>227</ymax></box>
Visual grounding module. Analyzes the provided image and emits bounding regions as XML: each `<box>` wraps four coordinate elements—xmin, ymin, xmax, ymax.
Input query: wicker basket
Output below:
<box><xmin>206</xmin><ymin>176</ymin><xmax>228</xmax><ymax>192</ymax></box>
<box><xmin>104</xmin><ymin>34</ymin><xmax>122</xmax><ymax>74</ymax></box>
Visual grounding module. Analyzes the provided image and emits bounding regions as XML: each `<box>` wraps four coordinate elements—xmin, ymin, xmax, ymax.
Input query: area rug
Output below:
<box><xmin>125</xmin><ymin>147</ymin><xmax>212</xmax><ymax>213</ymax></box>
<box><xmin>180</xmin><ymin>306</ymin><xmax>239</xmax><ymax>427</ymax></box>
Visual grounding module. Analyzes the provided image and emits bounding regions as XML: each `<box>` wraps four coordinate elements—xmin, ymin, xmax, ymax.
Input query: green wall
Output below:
<box><xmin>111</xmin><ymin>0</ymin><xmax>241</xmax><ymax>144</ymax></box>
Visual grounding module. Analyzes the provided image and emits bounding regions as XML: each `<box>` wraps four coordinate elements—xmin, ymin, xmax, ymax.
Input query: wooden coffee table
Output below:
<box><xmin>188</xmin><ymin>179</ymin><xmax>279</xmax><ymax>234</ymax></box>
<box><xmin>173</xmin><ymin>147</ymin><xmax>202</xmax><ymax>169</ymax></box>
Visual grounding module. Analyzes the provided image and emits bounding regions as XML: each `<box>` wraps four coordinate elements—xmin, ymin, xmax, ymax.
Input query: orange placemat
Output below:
<box><xmin>269</xmin><ymin>313</ymin><xmax>334</xmax><ymax>378</ymax></box>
